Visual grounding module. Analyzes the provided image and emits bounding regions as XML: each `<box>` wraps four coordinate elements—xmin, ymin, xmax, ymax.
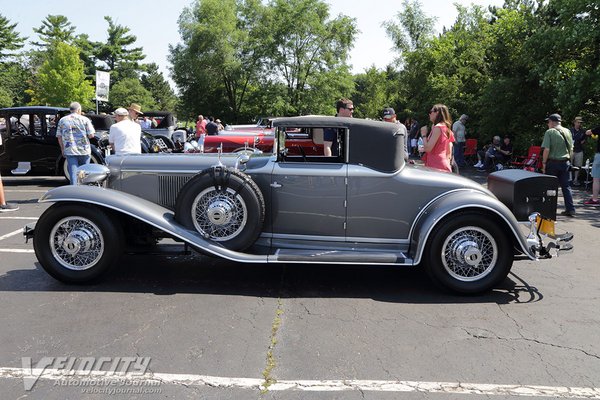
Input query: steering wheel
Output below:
<box><xmin>16</xmin><ymin>121</ymin><xmax>29</xmax><ymax>135</ymax></box>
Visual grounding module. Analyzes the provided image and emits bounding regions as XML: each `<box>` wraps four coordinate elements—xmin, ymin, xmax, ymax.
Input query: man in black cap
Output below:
<box><xmin>541</xmin><ymin>113</ymin><xmax>576</xmax><ymax>216</ymax></box>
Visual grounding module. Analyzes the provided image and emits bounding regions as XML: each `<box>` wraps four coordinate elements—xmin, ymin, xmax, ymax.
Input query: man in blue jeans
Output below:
<box><xmin>541</xmin><ymin>114</ymin><xmax>576</xmax><ymax>217</ymax></box>
<box><xmin>57</xmin><ymin>102</ymin><xmax>96</xmax><ymax>184</ymax></box>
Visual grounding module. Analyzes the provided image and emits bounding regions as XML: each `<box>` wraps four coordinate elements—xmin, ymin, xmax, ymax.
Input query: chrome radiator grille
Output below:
<box><xmin>158</xmin><ymin>174</ymin><xmax>192</xmax><ymax>210</ymax></box>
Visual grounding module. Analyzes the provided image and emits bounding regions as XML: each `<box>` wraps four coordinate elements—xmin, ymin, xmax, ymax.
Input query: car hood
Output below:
<box><xmin>106</xmin><ymin>152</ymin><xmax>272</xmax><ymax>173</ymax></box>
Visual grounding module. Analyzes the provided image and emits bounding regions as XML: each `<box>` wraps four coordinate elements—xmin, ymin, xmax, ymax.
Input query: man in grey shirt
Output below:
<box><xmin>452</xmin><ymin>114</ymin><xmax>468</xmax><ymax>167</ymax></box>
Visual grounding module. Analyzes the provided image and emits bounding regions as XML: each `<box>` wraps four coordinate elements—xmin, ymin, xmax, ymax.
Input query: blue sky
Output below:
<box><xmin>2</xmin><ymin>0</ymin><xmax>503</xmax><ymax>81</ymax></box>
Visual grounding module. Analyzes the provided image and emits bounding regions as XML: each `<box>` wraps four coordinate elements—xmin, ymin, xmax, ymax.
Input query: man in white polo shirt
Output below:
<box><xmin>109</xmin><ymin>107</ymin><xmax>142</xmax><ymax>155</ymax></box>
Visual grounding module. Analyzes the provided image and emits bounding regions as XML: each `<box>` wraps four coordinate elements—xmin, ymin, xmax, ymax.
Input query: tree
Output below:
<box><xmin>0</xmin><ymin>59</ymin><xmax>33</xmax><ymax>107</ymax></box>
<box><xmin>32</xmin><ymin>15</ymin><xmax>76</xmax><ymax>48</ymax></box>
<box><xmin>94</xmin><ymin>16</ymin><xmax>145</xmax><ymax>82</ymax></box>
<box><xmin>26</xmin><ymin>42</ymin><xmax>95</xmax><ymax>109</ymax></box>
<box><xmin>171</xmin><ymin>0</ymin><xmax>268</xmax><ymax>122</ymax></box>
<box><xmin>383</xmin><ymin>0</ymin><xmax>434</xmax><ymax>56</ymax></box>
<box><xmin>141</xmin><ymin>63</ymin><xmax>178</xmax><ymax>111</ymax></box>
<box><xmin>109</xmin><ymin>78</ymin><xmax>155</xmax><ymax>111</ymax></box>
<box><xmin>0</xmin><ymin>14</ymin><xmax>25</xmax><ymax>61</ymax></box>
<box><xmin>264</xmin><ymin>0</ymin><xmax>358</xmax><ymax>115</ymax></box>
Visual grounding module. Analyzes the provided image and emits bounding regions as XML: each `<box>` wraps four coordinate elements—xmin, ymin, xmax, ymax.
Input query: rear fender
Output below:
<box><xmin>38</xmin><ymin>185</ymin><xmax>267</xmax><ymax>263</ymax></box>
<box><xmin>410</xmin><ymin>189</ymin><xmax>534</xmax><ymax>264</ymax></box>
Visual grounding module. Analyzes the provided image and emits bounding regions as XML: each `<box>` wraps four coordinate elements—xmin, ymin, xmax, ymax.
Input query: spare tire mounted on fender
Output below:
<box><xmin>174</xmin><ymin>166</ymin><xmax>265</xmax><ymax>251</ymax></box>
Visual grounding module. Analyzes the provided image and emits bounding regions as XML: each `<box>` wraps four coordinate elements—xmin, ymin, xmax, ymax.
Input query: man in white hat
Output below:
<box><xmin>109</xmin><ymin>107</ymin><xmax>142</xmax><ymax>156</ymax></box>
<box><xmin>127</xmin><ymin>103</ymin><xmax>144</xmax><ymax>123</ymax></box>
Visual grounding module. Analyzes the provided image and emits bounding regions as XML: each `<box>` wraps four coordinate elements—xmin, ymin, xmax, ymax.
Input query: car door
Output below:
<box><xmin>269</xmin><ymin>128</ymin><xmax>348</xmax><ymax>239</ymax></box>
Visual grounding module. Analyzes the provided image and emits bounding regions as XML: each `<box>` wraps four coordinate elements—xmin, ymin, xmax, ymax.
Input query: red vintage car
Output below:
<box><xmin>186</xmin><ymin>128</ymin><xmax>325</xmax><ymax>156</ymax></box>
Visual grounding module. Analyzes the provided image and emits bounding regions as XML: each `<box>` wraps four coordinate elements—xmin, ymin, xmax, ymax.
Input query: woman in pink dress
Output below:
<box><xmin>422</xmin><ymin>104</ymin><xmax>455</xmax><ymax>172</ymax></box>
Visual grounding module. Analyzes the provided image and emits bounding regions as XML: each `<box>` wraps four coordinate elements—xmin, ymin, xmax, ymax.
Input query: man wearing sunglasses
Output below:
<box><xmin>323</xmin><ymin>98</ymin><xmax>353</xmax><ymax>156</ymax></box>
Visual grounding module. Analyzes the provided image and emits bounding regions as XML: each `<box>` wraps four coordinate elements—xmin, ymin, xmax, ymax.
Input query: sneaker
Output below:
<box><xmin>560</xmin><ymin>210</ymin><xmax>576</xmax><ymax>217</ymax></box>
<box><xmin>473</xmin><ymin>162</ymin><xmax>483</xmax><ymax>168</ymax></box>
<box><xmin>572</xmin><ymin>181</ymin><xmax>581</xmax><ymax>186</ymax></box>
<box><xmin>0</xmin><ymin>203</ymin><xmax>19</xmax><ymax>213</ymax></box>
<box><xmin>583</xmin><ymin>199</ymin><xmax>600</xmax><ymax>206</ymax></box>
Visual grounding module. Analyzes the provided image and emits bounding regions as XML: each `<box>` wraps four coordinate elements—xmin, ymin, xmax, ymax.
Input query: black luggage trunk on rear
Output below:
<box><xmin>488</xmin><ymin>170</ymin><xmax>558</xmax><ymax>221</ymax></box>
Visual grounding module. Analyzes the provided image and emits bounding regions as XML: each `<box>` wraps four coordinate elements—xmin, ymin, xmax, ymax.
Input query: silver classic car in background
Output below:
<box><xmin>26</xmin><ymin>116</ymin><xmax>573</xmax><ymax>293</ymax></box>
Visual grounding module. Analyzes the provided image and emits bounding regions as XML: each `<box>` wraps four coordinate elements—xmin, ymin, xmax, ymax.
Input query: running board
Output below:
<box><xmin>11</xmin><ymin>161</ymin><xmax>31</xmax><ymax>175</ymax></box>
<box><xmin>274</xmin><ymin>249</ymin><xmax>410</xmax><ymax>264</ymax></box>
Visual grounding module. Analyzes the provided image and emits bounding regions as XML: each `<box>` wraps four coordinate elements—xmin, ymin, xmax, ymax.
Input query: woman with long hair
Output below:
<box><xmin>422</xmin><ymin>104</ymin><xmax>455</xmax><ymax>172</ymax></box>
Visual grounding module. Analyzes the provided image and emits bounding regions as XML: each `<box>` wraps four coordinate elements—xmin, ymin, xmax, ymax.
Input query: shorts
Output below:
<box><xmin>592</xmin><ymin>153</ymin><xmax>600</xmax><ymax>179</ymax></box>
<box><xmin>571</xmin><ymin>151</ymin><xmax>583</xmax><ymax>167</ymax></box>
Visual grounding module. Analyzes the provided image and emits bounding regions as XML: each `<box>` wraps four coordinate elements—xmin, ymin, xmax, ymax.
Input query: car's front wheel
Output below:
<box><xmin>34</xmin><ymin>203</ymin><xmax>123</xmax><ymax>283</ymax></box>
<box><xmin>423</xmin><ymin>212</ymin><xmax>514</xmax><ymax>294</ymax></box>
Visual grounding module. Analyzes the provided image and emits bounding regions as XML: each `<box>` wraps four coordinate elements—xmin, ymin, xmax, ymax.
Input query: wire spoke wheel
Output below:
<box><xmin>441</xmin><ymin>226</ymin><xmax>497</xmax><ymax>282</ymax></box>
<box><xmin>49</xmin><ymin>216</ymin><xmax>105</xmax><ymax>271</ymax></box>
<box><xmin>192</xmin><ymin>187</ymin><xmax>248</xmax><ymax>241</ymax></box>
<box><xmin>424</xmin><ymin>212</ymin><xmax>513</xmax><ymax>294</ymax></box>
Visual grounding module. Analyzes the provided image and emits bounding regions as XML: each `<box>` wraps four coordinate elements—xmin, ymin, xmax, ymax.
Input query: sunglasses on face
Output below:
<box><xmin>346</xmin><ymin>106</ymin><xmax>354</xmax><ymax>111</ymax></box>
<box><xmin>429</xmin><ymin>109</ymin><xmax>437</xmax><ymax>114</ymax></box>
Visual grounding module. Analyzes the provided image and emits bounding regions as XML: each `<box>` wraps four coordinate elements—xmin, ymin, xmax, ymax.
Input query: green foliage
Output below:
<box><xmin>27</xmin><ymin>42</ymin><xmax>94</xmax><ymax>109</ymax></box>
<box><xmin>32</xmin><ymin>15</ymin><xmax>76</xmax><ymax>48</ymax></box>
<box><xmin>0</xmin><ymin>59</ymin><xmax>32</xmax><ymax>106</ymax></box>
<box><xmin>0</xmin><ymin>86</ymin><xmax>12</xmax><ymax>108</ymax></box>
<box><xmin>353</xmin><ymin>67</ymin><xmax>398</xmax><ymax>119</ymax></box>
<box><xmin>171</xmin><ymin>0</ymin><xmax>268</xmax><ymax>122</ymax></box>
<box><xmin>94</xmin><ymin>16</ymin><xmax>146</xmax><ymax>82</ymax></box>
<box><xmin>383</xmin><ymin>0</ymin><xmax>434</xmax><ymax>55</ymax></box>
<box><xmin>0</xmin><ymin>14</ymin><xmax>25</xmax><ymax>60</ymax></box>
<box><xmin>264</xmin><ymin>0</ymin><xmax>357</xmax><ymax>115</ymax></box>
<box><xmin>141</xmin><ymin>63</ymin><xmax>178</xmax><ymax>112</ymax></box>
<box><xmin>109</xmin><ymin>78</ymin><xmax>155</xmax><ymax>111</ymax></box>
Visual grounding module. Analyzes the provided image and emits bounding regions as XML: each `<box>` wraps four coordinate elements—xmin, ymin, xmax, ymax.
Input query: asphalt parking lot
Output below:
<box><xmin>0</xmin><ymin>173</ymin><xmax>599</xmax><ymax>399</ymax></box>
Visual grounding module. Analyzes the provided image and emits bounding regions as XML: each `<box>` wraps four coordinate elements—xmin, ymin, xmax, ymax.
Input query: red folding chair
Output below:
<box><xmin>463</xmin><ymin>139</ymin><xmax>478</xmax><ymax>164</ymax></box>
<box><xmin>511</xmin><ymin>145</ymin><xmax>542</xmax><ymax>172</ymax></box>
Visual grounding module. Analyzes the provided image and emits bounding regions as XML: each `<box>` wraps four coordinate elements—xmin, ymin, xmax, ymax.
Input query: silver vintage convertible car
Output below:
<box><xmin>26</xmin><ymin>116</ymin><xmax>572</xmax><ymax>293</ymax></box>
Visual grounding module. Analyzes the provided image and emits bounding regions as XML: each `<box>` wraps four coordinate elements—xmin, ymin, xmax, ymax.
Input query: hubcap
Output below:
<box><xmin>50</xmin><ymin>217</ymin><xmax>104</xmax><ymax>270</ymax></box>
<box><xmin>206</xmin><ymin>199</ymin><xmax>235</xmax><ymax>225</ymax></box>
<box><xmin>192</xmin><ymin>187</ymin><xmax>247</xmax><ymax>241</ymax></box>
<box><xmin>442</xmin><ymin>226</ymin><xmax>497</xmax><ymax>282</ymax></box>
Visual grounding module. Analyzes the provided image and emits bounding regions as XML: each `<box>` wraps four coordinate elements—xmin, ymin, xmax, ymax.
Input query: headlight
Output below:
<box><xmin>77</xmin><ymin>164</ymin><xmax>110</xmax><ymax>185</ymax></box>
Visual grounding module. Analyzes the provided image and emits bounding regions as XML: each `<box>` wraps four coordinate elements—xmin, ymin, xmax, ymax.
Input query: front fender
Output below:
<box><xmin>410</xmin><ymin>189</ymin><xmax>534</xmax><ymax>264</ymax></box>
<box><xmin>38</xmin><ymin>185</ymin><xmax>267</xmax><ymax>263</ymax></box>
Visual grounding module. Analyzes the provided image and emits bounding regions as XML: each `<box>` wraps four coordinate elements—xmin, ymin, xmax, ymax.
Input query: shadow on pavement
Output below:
<box><xmin>0</xmin><ymin>252</ymin><xmax>541</xmax><ymax>305</ymax></box>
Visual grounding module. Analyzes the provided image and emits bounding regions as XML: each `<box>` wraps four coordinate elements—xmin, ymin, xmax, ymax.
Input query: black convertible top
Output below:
<box><xmin>273</xmin><ymin>116</ymin><xmax>405</xmax><ymax>172</ymax></box>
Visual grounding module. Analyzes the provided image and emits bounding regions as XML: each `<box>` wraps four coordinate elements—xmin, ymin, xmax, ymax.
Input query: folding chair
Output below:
<box><xmin>511</xmin><ymin>145</ymin><xmax>542</xmax><ymax>172</ymax></box>
<box><xmin>463</xmin><ymin>139</ymin><xmax>478</xmax><ymax>165</ymax></box>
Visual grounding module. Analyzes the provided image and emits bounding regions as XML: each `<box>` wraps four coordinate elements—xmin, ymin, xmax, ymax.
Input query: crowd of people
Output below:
<box><xmin>195</xmin><ymin>115</ymin><xmax>225</xmax><ymax>137</ymax></box>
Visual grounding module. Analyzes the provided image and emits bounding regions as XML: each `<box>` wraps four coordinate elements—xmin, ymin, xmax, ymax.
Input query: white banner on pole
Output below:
<box><xmin>95</xmin><ymin>71</ymin><xmax>110</xmax><ymax>102</ymax></box>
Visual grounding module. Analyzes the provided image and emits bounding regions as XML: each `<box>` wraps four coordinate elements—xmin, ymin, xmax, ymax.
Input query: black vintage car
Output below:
<box><xmin>0</xmin><ymin>106</ymin><xmax>163</xmax><ymax>181</ymax></box>
<box><xmin>0</xmin><ymin>106</ymin><xmax>107</xmax><ymax>181</ymax></box>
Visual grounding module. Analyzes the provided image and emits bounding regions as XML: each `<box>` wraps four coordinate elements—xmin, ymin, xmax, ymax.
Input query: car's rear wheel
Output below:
<box><xmin>423</xmin><ymin>212</ymin><xmax>513</xmax><ymax>294</ymax></box>
<box><xmin>34</xmin><ymin>203</ymin><xmax>123</xmax><ymax>283</ymax></box>
<box><xmin>174</xmin><ymin>167</ymin><xmax>265</xmax><ymax>251</ymax></box>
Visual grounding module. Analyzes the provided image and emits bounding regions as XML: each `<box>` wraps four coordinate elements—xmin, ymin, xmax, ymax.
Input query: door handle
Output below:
<box><xmin>270</xmin><ymin>181</ymin><xmax>282</xmax><ymax>188</ymax></box>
